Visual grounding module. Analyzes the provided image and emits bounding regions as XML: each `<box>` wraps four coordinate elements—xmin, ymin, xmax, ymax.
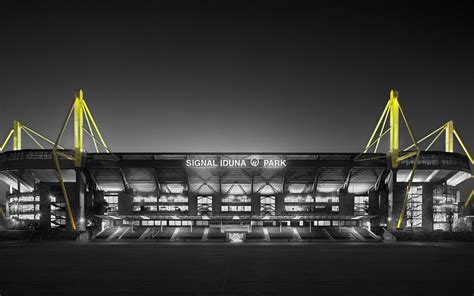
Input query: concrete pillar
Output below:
<box><xmin>39</xmin><ymin>183</ymin><xmax>51</xmax><ymax>230</ymax></box>
<box><xmin>390</xmin><ymin>182</ymin><xmax>406</xmax><ymax>229</ymax></box>
<box><xmin>251</xmin><ymin>193</ymin><xmax>260</xmax><ymax>215</ymax></box>
<box><xmin>422</xmin><ymin>183</ymin><xmax>434</xmax><ymax>230</ymax></box>
<box><xmin>212</xmin><ymin>194</ymin><xmax>221</xmax><ymax>215</ymax></box>
<box><xmin>188</xmin><ymin>194</ymin><xmax>197</xmax><ymax>216</ymax></box>
<box><xmin>339</xmin><ymin>193</ymin><xmax>354</xmax><ymax>216</ymax></box>
<box><xmin>275</xmin><ymin>193</ymin><xmax>284</xmax><ymax>215</ymax></box>
<box><xmin>67</xmin><ymin>169</ymin><xmax>86</xmax><ymax>231</ymax></box>
<box><xmin>118</xmin><ymin>191</ymin><xmax>133</xmax><ymax>215</ymax></box>
<box><xmin>94</xmin><ymin>190</ymin><xmax>105</xmax><ymax>215</ymax></box>
<box><xmin>368</xmin><ymin>190</ymin><xmax>379</xmax><ymax>215</ymax></box>
<box><xmin>379</xmin><ymin>189</ymin><xmax>389</xmax><ymax>224</ymax></box>
<box><xmin>368</xmin><ymin>190</ymin><xmax>380</xmax><ymax>225</ymax></box>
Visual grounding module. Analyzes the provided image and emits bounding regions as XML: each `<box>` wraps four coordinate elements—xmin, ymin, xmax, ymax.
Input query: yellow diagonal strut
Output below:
<box><xmin>53</xmin><ymin>98</ymin><xmax>77</xmax><ymax>230</ymax></box>
<box><xmin>357</xmin><ymin>90</ymin><xmax>420</xmax><ymax>229</ymax></box>
<box><xmin>52</xmin><ymin>89</ymin><xmax>114</xmax><ymax>230</ymax></box>
<box><xmin>464</xmin><ymin>189</ymin><xmax>474</xmax><ymax>208</ymax></box>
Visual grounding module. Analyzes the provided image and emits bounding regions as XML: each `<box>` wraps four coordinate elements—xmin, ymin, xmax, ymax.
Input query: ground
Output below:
<box><xmin>0</xmin><ymin>242</ymin><xmax>473</xmax><ymax>296</ymax></box>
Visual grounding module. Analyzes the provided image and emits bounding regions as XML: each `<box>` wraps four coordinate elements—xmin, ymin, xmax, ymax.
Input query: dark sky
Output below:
<box><xmin>0</xmin><ymin>1</ymin><xmax>472</xmax><ymax>154</ymax></box>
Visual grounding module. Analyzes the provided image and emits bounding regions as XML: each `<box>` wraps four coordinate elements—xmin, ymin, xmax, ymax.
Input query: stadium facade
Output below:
<box><xmin>1</xmin><ymin>90</ymin><xmax>472</xmax><ymax>241</ymax></box>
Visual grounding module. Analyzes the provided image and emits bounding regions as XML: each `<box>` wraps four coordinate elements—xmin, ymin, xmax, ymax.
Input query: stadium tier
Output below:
<box><xmin>1</xmin><ymin>150</ymin><xmax>471</xmax><ymax>239</ymax></box>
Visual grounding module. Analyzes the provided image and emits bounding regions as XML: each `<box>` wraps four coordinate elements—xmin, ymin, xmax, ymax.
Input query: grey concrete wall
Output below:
<box><xmin>39</xmin><ymin>183</ymin><xmax>51</xmax><ymax>230</ymax></box>
<box><xmin>390</xmin><ymin>182</ymin><xmax>406</xmax><ymax>229</ymax></box>
<box><xmin>188</xmin><ymin>194</ymin><xmax>197</xmax><ymax>215</ymax></box>
<box><xmin>368</xmin><ymin>190</ymin><xmax>379</xmax><ymax>215</ymax></box>
<box><xmin>118</xmin><ymin>191</ymin><xmax>133</xmax><ymax>215</ymax></box>
<box><xmin>339</xmin><ymin>193</ymin><xmax>354</xmax><ymax>216</ymax></box>
<box><xmin>422</xmin><ymin>183</ymin><xmax>434</xmax><ymax>230</ymax></box>
<box><xmin>251</xmin><ymin>193</ymin><xmax>260</xmax><ymax>215</ymax></box>
<box><xmin>275</xmin><ymin>193</ymin><xmax>284</xmax><ymax>215</ymax></box>
<box><xmin>212</xmin><ymin>194</ymin><xmax>221</xmax><ymax>215</ymax></box>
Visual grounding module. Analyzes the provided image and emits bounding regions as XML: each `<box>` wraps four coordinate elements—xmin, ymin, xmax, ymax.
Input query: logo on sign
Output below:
<box><xmin>250</xmin><ymin>157</ymin><xmax>260</xmax><ymax>167</ymax></box>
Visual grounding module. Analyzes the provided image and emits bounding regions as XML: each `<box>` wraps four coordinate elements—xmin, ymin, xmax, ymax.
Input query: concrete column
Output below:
<box><xmin>379</xmin><ymin>189</ymin><xmax>389</xmax><ymax>224</ymax></box>
<box><xmin>275</xmin><ymin>193</ymin><xmax>284</xmax><ymax>215</ymax></box>
<box><xmin>39</xmin><ymin>183</ymin><xmax>51</xmax><ymax>230</ymax></box>
<box><xmin>390</xmin><ymin>182</ymin><xmax>406</xmax><ymax>229</ymax></box>
<box><xmin>339</xmin><ymin>193</ymin><xmax>354</xmax><ymax>216</ymax></box>
<box><xmin>368</xmin><ymin>190</ymin><xmax>380</xmax><ymax>226</ymax></box>
<box><xmin>188</xmin><ymin>194</ymin><xmax>197</xmax><ymax>216</ymax></box>
<box><xmin>118</xmin><ymin>191</ymin><xmax>133</xmax><ymax>215</ymax></box>
<box><xmin>251</xmin><ymin>193</ymin><xmax>260</xmax><ymax>215</ymax></box>
<box><xmin>68</xmin><ymin>169</ymin><xmax>86</xmax><ymax>231</ymax></box>
<box><xmin>94</xmin><ymin>190</ymin><xmax>105</xmax><ymax>215</ymax></box>
<box><xmin>422</xmin><ymin>183</ymin><xmax>434</xmax><ymax>230</ymax></box>
<box><xmin>212</xmin><ymin>193</ymin><xmax>222</xmax><ymax>215</ymax></box>
<box><xmin>368</xmin><ymin>190</ymin><xmax>379</xmax><ymax>215</ymax></box>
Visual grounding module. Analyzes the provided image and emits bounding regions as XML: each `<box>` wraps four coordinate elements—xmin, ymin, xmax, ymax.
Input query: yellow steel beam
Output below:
<box><xmin>74</xmin><ymin>90</ymin><xmax>84</xmax><ymax>167</ymax></box>
<box><xmin>453</xmin><ymin>129</ymin><xmax>473</xmax><ymax>165</ymax></box>
<box><xmin>52</xmin><ymin>99</ymin><xmax>76</xmax><ymax>230</ymax></box>
<box><xmin>396</xmin><ymin>151</ymin><xmax>420</xmax><ymax>229</ymax></box>
<box><xmin>13</xmin><ymin>120</ymin><xmax>22</xmax><ymax>151</ymax></box>
<box><xmin>397</xmin><ymin>151</ymin><xmax>417</xmax><ymax>162</ymax></box>
<box><xmin>398</xmin><ymin>105</ymin><xmax>419</xmax><ymax>152</ymax></box>
<box><xmin>374</xmin><ymin>104</ymin><xmax>390</xmax><ymax>153</ymax></box>
<box><xmin>52</xmin><ymin>150</ymin><xmax>77</xmax><ymax>230</ymax></box>
<box><xmin>425</xmin><ymin>127</ymin><xmax>446</xmax><ymax>151</ymax></box>
<box><xmin>82</xmin><ymin>101</ymin><xmax>109</xmax><ymax>150</ymax></box>
<box><xmin>83</xmin><ymin>108</ymin><xmax>99</xmax><ymax>153</ymax></box>
<box><xmin>402</xmin><ymin>125</ymin><xmax>445</xmax><ymax>152</ymax></box>
<box><xmin>464</xmin><ymin>189</ymin><xmax>474</xmax><ymax>208</ymax></box>
<box><xmin>365</xmin><ymin>100</ymin><xmax>390</xmax><ymax>151</ymax></box>
<box><xmin>445</xmin><ymin>120</ymin><xmax>454</xmax><ymax>152</ymax></box>
<box><xmin>22</xmin><ymin>127</ymin><xmax>44</xmax><ymax>149</ymax></box>
<box><xmin>389</xmin><ymin>90</ymin><xmax>400</xmax><ymax>168</ymax></box>
<box><xmin>362</xmin><ymin>128</ymin><xmax>391</xmax><ymax>154</ymax></box>
<box><xmin>0</xmin><ymin>129</ymin><xmax>13</xmax><ymax>152</ymax></box>
<box><xmin>22</xmin><ymin>125</ymin><xmax>65</xmax><ymax>149</ymax></box>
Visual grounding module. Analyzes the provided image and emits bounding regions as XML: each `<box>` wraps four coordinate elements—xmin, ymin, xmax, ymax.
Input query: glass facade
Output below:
<box><xmin>406</xmin><ymin>186</ymin><xmax>423</xmax><ymax>228</ymax></box>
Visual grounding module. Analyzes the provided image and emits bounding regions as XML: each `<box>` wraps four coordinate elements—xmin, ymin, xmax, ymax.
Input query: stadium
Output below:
<box><xmin>1</xmin><ymin>89</ymin><xmax>472</xmax><ymax>243</ymax></box>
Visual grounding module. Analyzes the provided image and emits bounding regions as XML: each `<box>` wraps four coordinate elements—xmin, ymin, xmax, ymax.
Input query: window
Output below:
<box><xmin>354</xmin><ymin>196</ymin><xmax>369</xmax><ymax>216</ymax></box>
<box><xmin>222</xmin><ymin>195</ymin><xmax>251</xmax><ymax>203</ymax></box>
<box><xmin>159</xmin><ymin>205</ymin><xmax>188</xmax><ymax>212</ymax></box>
<box><xmin>159</xmin><ymin>196</ymin><xmax>188</xmax><ymax>203</ymax></box>
<box><xmin>169</xmin><ymin>220</ymin><xmax>181</xmax><ymax>226</ymax></box>
<box><xmin>104</xmin><ymin>194</ymin><xmax>119</xmax><ymax>214</ymax></box>
<box><xmin>261</xmin><ymin>196</ymin><xmax>275</xmax><ymax>215</ymax></box>
<box><xmin>284</xmin><ymin>196</ymin><xmax>314</xmax><ymax>203</ymax></box>
<box><xmin>197</xmin><ymin>196</ymin><xmax>212</xmax><ymax>215</ymax></box>
<box><xmin>133</xmin><ymin>196</ymin><xmax>157</xmax><ymax>203</ymax></box>
<box><xmin>155</xmin><ymin>220</ymin><xmax>167</xmax><ymax>226</ymax></box>
<box><xmin>433</xmin><ymin>185</ymin><xmax>457</xmax><ymax>231</ymax></box>
<box><xmin>221</xmin><ymin>205</ymin><xmax>251</xmax><ymax>212</ymax></box>
<box><xmin>315</xmin><ymin>196</ymin><xmax>339</xmax><ymax>203</ymax></box>
<box><xmin>317</xmin><ymin>220</ymin><xmax>331</xmax><ymax>226</ymax></box>
<box><xmin>142</xmin><ymin>220</ymin><xmax>154</xmax><ymax>226</ymax></box>
<box><xmin>406</xmin><ymin>186</ymin><xmax>422</xmax><ymax>228</ymax></box>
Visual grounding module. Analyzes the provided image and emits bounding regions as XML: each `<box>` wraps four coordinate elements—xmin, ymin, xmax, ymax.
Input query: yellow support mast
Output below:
<box><xmin>13</xmin><ymin>120</ymin><xmax>22</xmax><ymax>151</ymax></box>
<box><xmin>357</xmin><ymin>89</ymin><xmax>420</xmax><ymax>229</ymax></box>
<box><xmin>74</xmin><ymin>90</ymin><xmax>85</xmax><ymax>167</ymax></box>
<box><xmin>389</xmin><ymin>90</ymin><xmax>400</xmax><ymax>168</ymax></box>
<box><xmin>52</xmin><ymin>89</ymin><xmax>114</xmax><ymax>230</ymax></box>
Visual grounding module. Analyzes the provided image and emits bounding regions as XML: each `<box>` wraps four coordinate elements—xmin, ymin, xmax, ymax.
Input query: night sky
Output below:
<box><xmin>0</xmin><ymin>2</ymin><xmax>472</xmax><ymax>195</ymax></box>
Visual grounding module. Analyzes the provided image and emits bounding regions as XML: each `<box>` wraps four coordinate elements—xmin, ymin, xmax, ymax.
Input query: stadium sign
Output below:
<box><xmin>186</xmin><ymin>158</ymin><xmax>286</xmax><ymax>167</ymax></box>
